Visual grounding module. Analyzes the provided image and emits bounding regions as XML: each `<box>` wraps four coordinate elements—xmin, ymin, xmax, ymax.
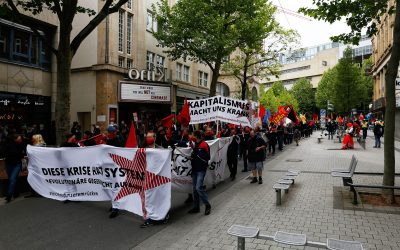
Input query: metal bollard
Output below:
<box><xmin>238</xmin><ymin>237</ymin><xmax>245</xmax><ymax>250</ymax></box>
<box><xmin>276</xmin><ymin>189</ymin><xmax>281</xmax><ymax>205</ymax></box>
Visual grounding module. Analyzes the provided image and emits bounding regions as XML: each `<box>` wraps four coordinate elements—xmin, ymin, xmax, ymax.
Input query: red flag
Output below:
<box><xmin>228</xmin><ymin>123</ymin><xmax>236</xmax><ymax>129</ymax></box>
<box><xmin>216</xmin><ymin>131</ymin><xmax>221</xmax><ymax>138</ymax></box>
<box><xmin>161</xmin><ymin>114</ymin><xmax>175</xmax><ymax>128</ymax></box>
<box><xmin>259</xmin><ymin>104</ymin><xmax>266</xmax><ymax>119</ymax></box>
<box><xmin>312</xmin><ymin>113</ymin><xmax>318</xmax><ymax>121</ymax></box>
<box><xmin>125</xmin><ymin>122</ymin><xmax>138</xmax><ymax>148</ymax></box>
<box><xmin>338</xmin><ymin>115</ymin><xmax>343</xmax><ymax>124</ymax></box>
<box><xmin>177</xmin><ymin>99</ymin><xmax>191</xmax><ymax>127</ymax></box>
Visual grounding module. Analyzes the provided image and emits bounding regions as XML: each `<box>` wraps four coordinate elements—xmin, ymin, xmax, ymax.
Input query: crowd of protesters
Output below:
<box><xmin>0</xmin><ymin>112</ymin><xmax>385</xmax><ymax>229</ymax></box>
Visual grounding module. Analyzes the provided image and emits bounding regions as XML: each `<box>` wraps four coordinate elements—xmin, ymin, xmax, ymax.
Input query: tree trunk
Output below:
<box><xmin>209</xmin><ymin>62</ymin><xmax>221</xmax><ymax>97</ymax></box>
<box><xmin>382</xmin><ymin>0</ymin><xmax>400</xmax><ymax>203</ymax></box>
<box><xmin>55</xmin><ymin>21</ymin><xmax>73</xmax><ymax>145</ymax></box>
<box><xmin>241</xmin><ymin>67</ymin><xmax>248</xmax><ymax>100</ymax></box>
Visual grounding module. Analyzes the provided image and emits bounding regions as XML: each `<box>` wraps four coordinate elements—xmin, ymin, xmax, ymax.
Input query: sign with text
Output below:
<box><xmin>171</xmin><ymin>137</ymin><xmax>231</xmax><ymax>193</ymax></box>
<box><xmin>119</xmin><ymin>82</ymin><xmax>171</xmax><ymax>103</ymax></box>
<box><xmin>188</xmin><ymin>96</ymin><xmax>253</xmax><ymax>127</ymax></box>
<box><xmin>27</xmin><ymin>145</ymin><xmax>171</xmax><ymax>220</ymax></box>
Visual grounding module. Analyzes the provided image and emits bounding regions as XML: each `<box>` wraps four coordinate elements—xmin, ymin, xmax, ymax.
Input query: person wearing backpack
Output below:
<box><xmin>188</xmin><ymin>131</ymin><xmax>211</xmax><ymax>215</ymax></box>
<box><xmin>247</xmin><ymin>129</ymin><xmax>267</xmax><ymax>184</ymax></box>
<box><xmin>373</xmin><ymin>121</ymin><xmax>383</xmax><ymax>148</ymax></box>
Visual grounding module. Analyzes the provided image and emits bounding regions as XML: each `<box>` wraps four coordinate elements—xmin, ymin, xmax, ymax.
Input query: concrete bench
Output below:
<box><xmin>317</xmin><ymin>135</ymin><xmax>324</xmax><ymax>143</ymax></box>
<box><xmin>227</xmin><ymin>225</ymin><xmax>364</xmax><ymax>250</ymax></box>
<box><xmin>331</xmin><ymin>157</ymin><xmax>358</xmax><ymax>188</ymax></box>
<box><xmin>331</xmin><ymin>155</ymin><xmax>356</xmax><ymax>173</ymax></box>
<box><xmin>273</xmin><ymin>184</ymin><xmax>290</xmax><ymax>205</ymax></box>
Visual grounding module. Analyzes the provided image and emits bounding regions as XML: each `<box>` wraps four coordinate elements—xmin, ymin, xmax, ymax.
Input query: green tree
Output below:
<box><xmin>291</xmin><ymin>78</ymin><xmax>315</xmax><ymax>114</ymax></box>
<box><xmin>152</xmin><ymin>0</ymin><xmax>273</xmax><ymax>97</ymax></box>
<box><xmin>316</xmin><ymin>68</ymin><xmax>336</xmax><ymax>109</ymax></box>
<box><xmin>301</xmin><ymin>0</ymin><xmax>399</xmax><ymax>199</ymax></box>
<box><xmin>1</xmin><ymin>0</ymin><xmax>129</xmax><ymax>144</ymax></box>
<box><xmin>332</xmin><ymin>48</ymin><xmax>365</xmax><ymax>114</ymax></box>
<box><xmin>221</xmin><ymin>2</ymin><xmax>297</xmax><ymax>100</ymax></box>
<box><xmin>259</xmin><ymin>82</ymin><xmax>298</xmax><ymax>113</ymax></box>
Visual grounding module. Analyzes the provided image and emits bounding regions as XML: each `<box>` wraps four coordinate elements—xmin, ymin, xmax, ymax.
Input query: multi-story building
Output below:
<box><xmin>264</xmin><ymin>39</ymin><xmax>372</xmax><ymax>90</ymax></box>
<box><xmin>370</xmin><ymin>0</ymin><xmax>400</xmax><ymax>139</ymax></box>
<box><xmin>70</xmin><ymin>0</ymin><xmax>212</xmax><ymax>132</ymax></box>
<box><xmin>0</xmin><ymin>0</ymin><xmax>217</xmax><ymax>139</ymax></box>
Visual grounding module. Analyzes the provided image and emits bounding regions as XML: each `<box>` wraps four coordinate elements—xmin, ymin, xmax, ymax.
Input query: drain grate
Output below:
<box><xmin>285</xmin><ymin>159</ymin><xmax>303</xmax><ymax>162</ymax></box>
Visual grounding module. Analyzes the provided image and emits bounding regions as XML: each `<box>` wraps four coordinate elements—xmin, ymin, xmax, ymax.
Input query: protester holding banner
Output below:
<box><xmin>247</xmin><ymin>130</ymin><xmax>266</xmax><ymax>184</ymax></box>
<box><xmin>188</xmin><ymin>131</ymin><xmax>211</xmax><ymax>215</ymax></box>
<box><xmin>227</xmin><ymin>129</ymin><xmax>240</xmax><ymax>181</ymax></box>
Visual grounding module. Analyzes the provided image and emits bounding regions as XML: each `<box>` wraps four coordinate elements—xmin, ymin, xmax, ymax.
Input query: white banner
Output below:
<box><xmin>188</xmin><ymin>96</ymin><xmax>253</xmax><ymax>127</ymax></box>
<box><xmin>171</xmin><ymin>137</ymin><xmax>231</xmax><ymax>193</ymax></box>
<box><xmin>27</xmin><ymin>145</ymin><xmax>171</xmax><ymax>220</ymax></box>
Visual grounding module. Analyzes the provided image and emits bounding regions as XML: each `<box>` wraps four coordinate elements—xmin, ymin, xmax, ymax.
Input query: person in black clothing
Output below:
<box><xmin>188</xmin><ymin>131</ymin><xmax>211</xmax><ymax>216</ymax></box>
<box><xmin>277</xmin><ymin>125</ymin><xmax>284</xmax><ymax>151</ymax></box>
<box><xmin>267</xmin><ymin>124</ymin><xmax>277</xmax><ymax>155</ymax></box>
<box><xmin>373</xmin><ymin>121</ymin><xmax>383</xmax><ymax>148</ymax></box>
<box><xmin>247</xmin><ymin>130</ymin><xmax>266</xmax><ymax>184</ymax></box>
<box><xmin>82</xmin><ymin>131</ymin><xmax>96</xmax><ymax>146</ymax></box>
<box><xmin>326</xmin><ymin>121</ymin><xmax>334</xmax><ymax>140</ymax></box>
<box><xmin>4</xmin><ymin>134</ymin><xmax>25</xmax><ymax>203</ymax></box>
<box><xmin>107</xmin><ymin>125</ymin><xmax>123</xmax><ymax>219</ymax></box>
<box><xmin>239</xmin><ymin>127</ymin><xmax>250</xmax><ymax>172</ymax></box>
<box><xmin>227</xmin><ymin>129</ymin><xmax>240</xmax><ymax>181</ymax></box>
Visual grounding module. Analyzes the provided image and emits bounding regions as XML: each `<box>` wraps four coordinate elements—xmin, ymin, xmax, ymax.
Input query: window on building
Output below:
<box><xmin>127</xmin><ymin>0</ymin><xmax>132</xmax><ymax>9</ymax></box>
<box><xmin>198</xmin><ymin>71</ymin><xmax>208</xmax><ymax>87</ymax></box>
<box><xmin>146</xmin><ymin>11</ymin><xmax>158</xmax><ymax>32</ymax></box>
<box><xmin>127</xmin><ymin>14</ymin><xmax>132</xmax><ymax>55</ymax></box>
<box><xmin>146</xmin><ymin>51</ymin><xmax>155</xmax><ymax>70</ymax></box>
<box><xmin>127</xmin><ymin>58</ymin><xmax>133</xmax><ymax>69</ymax></box>
<box><xmin>156</xmin><ymin>54</ymin><xmax>165</xmax><ymax>70</ymax></box>
<box><xmin>118</xmin><ymin>56</ymin><xmax>125</xmax><ymax>68</ymax></box>
<box><xmin>176</xmin><ymin>63</ymin><xmax>182</xmax><ymax>80</ymax></box>
<box><xmin>0</xmin><ymin>22</ymin><xmax>51</xmax><ymax>69</ymax></box>
<box><xmin>118</xmin><ymin>10</ymin><xmax>124</xmax><ymax>52</ymax></box>
<box><xmin>183</xmin><ymin>65</ymin><xmax>190</xmax><ymax>82</ymax></box>
<box><xmin>280</xmin><ymin>65</ymin><xmax>311</xmax><ymax>75</ymax></box>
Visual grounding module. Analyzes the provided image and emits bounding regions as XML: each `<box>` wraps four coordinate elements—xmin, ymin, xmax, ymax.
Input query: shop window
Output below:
<box><xmin>198</xmin><ymin>71</ymin><xmax>208</xmax><ymax>87</ymax></box>
<box><xmin>127</xmin><ymin>0</ymin><xmax>132</xmax><ymax>9</ymax></box>
<box><xmin>183</xmin><ymin>65</ymin><xmax>190</xmax><ymax>82</ymax></box>
<box><xmin>118</xmin><ymin>10</ymin><xmax>124</xmax><ymax>53</ymax></box>
<box><xmin>146</xmin><ymin>51</ymin><xmax>155</xmax><ymax>70</ymax></box>
<box><xmin>176</xmin><ymin>63</ymin><xmax>182</xmax><ymax>80</ymax></box>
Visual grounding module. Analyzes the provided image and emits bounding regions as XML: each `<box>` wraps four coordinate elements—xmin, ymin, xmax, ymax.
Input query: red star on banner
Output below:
<box><xmin>109</xmin><ymin>148</ymin><xmax>171</xmax><ymax>219</ymax></box>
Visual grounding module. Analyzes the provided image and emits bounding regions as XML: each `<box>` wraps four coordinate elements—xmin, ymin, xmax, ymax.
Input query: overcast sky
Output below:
<box><xmin>271</xmin><ymin>0</ymin><xmax>351</xmax><ymax>48</ymax></box>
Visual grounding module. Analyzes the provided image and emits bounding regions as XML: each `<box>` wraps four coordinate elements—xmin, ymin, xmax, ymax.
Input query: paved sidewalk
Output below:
<box><xmin>134</xmin><ymin>132</ymin><xmax>400</xmax><ymax>250</ymax></box>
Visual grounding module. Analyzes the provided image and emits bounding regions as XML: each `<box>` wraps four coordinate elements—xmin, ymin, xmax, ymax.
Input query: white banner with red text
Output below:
<box><xmin>27</xmin><ymin>145</ymin><xmax>171</xmax><ymax>220</ymax></box>
<box><xmin>188</xmin><ymin>95</ymin><xmax>256</xmax><ymax>127</ymax></box>
<box><xmin>171</xmin><ymin>137</ymin><xmax>231</xmax><ymax>193</ymax></box>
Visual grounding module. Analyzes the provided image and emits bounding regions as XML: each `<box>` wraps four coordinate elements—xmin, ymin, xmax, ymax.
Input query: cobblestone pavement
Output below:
<box><xmin>133</xmin><ymin>131</ymin><xmax>400</xmax><ymax>250</ymax></box>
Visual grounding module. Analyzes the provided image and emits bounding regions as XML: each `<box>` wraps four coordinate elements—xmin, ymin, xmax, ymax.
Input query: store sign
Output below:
<box><xmin>128</xmin><ymin>67</ymin><xmax>165</xmax><ymax>82</ymax></box>
<box><xmin>396</xmin><ymin>78</ymin><xmax>400</xmax><ymax>90</ymax></box>
<box><xmin>120</xmin><ymin>83</ymin><xmax>171</xmax><ymax>103</ymax></box>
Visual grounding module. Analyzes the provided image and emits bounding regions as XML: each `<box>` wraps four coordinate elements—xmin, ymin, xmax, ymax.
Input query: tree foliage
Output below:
<box><xmin>315</xmin><ymin>48</ymin><xmax>372</xmax><ymax>113</ymax></box>
<box><xmin>221</xmin><ymin>4</ymin><xmax>298</xmax><ymax>100</ymax></box>
<box><xmin>291</xmin><ymin>78</ymin><xmax>315</xmax><ymax>114</ymax></box>
<box><xmin>152</xmin><ymin>0</ymin><xmax>280</xmax><ymax>97</ymax></box>
<box><xmin>259</xmin><ymin>82</ymin><xmax>298</xmax><ymax>113</ymax></box>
